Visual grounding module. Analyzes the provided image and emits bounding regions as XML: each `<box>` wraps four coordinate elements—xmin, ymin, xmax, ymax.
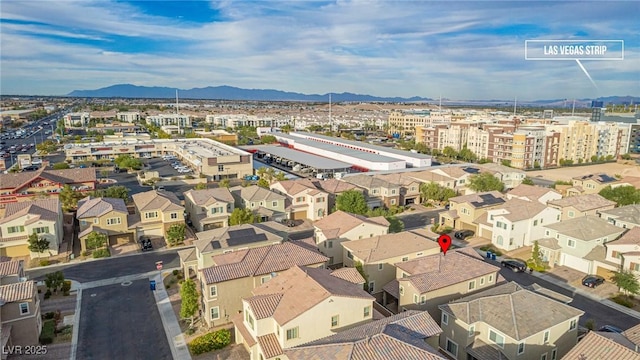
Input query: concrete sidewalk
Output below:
<box><xmin>151</xmin><ymin>272</ymin><xmax>192</xmax><ymax>360</ymax></box>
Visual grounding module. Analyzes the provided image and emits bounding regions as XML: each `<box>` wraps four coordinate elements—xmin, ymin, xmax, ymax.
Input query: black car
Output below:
<box><xmin>140</xmin><ymin>239</ymin><xmax>153</xmax><ymax>252</ymax></box>
<box><xmin>501</xmin><ymin>259</ymin><xmax>527</xmax><ymax>272</ymax></box>
<box><xmin>582</xmin><ymin>275</ymin><xmax>605</xmax><ymax>288</ymax></box>
<box><xmin>598</xmin><ymin>325</ymin><xmax>623</xmax><ymax>333</ymax></box>
<box><xmin>455</xmin><ymin>230</ymin><xmax>475</xmax><ymax>239</ymax></box>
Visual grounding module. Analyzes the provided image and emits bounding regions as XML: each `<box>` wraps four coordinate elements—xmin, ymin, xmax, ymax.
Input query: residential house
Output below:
<box><xmin>0</xmin><ymin>281</ymin><xmax>42</xmax><ymax>349</ymax></box>
<box><xmin>0</xmin><ymin>260</ymin><xmax>25</xmax><ymax>285</ymax></box>
<box><xmin>184</xmin><ymin>188</ymin><xmax>235</xmax><ymax>231</ymax></box>
<box><xmin>179</xmin><ymin>224</ymin><xmax>284</xmax><ymax>279</ymax></box>
<box><xmin>439</xmin><ymin>191</ymin><xmax>506</xmax><ymax>232</ymax></box>
<box><xmin>506</xmin><ymin>184</ymin><xmax>562</xmax><ymax>205</ymax></box>
<box><xmin>382</xmin><ymin>248</ymin><xmax>501</xmax><ymax>319</ymax></box>
<box><xmin>313</xmin><ymin>210</ymin><xmax>389</xmax><ymax>267</ymax></box>
<box><xmin>342</xmin><ymin>174</ymin><xmax>401</xmax><ymax>208</ymax></box>
<box><xmin>342</xmin><ymin>229</ymin><xmax>441</xmax><ymax>300</ymax></box>
<box><xmin>439</xmin><ymin>282</ymin><xmax>584</xmax><ymax>360</ymax></box>
<box><xmin>76</xmin><ymin>196</ymin><xmax>135</xmax><ymax>252</ymax></box>
<box><xmin>477</xmin><ymin>163</ymin><xmax>527</xmax><ymax>189</ymax></box>
<box><xmin>0</xmin><ymin>168</ymin><xmax>97</xmax><ymax>207</ymax></box>
<box><xmin>430</xmin><ymin>166</ymin><xmax>474</xmax><ymax>192</ymax></box>
<box><xmin>597</xmin><ymin>227</ymin><xmax>640</xmax><ymax>280</ymax></box>
<box><xmin>0</xmin><ymin>199</ymin><xmax>63</xmax><ymax>257</ymax></box>
<box><xmin>372</xmin><ymin>173</ymin><xmax>422</xmax><ymax>206</ymax></box>
<box><xmin>130</xmin><ymin>190</ymin><xmax>185</xmax><ymax>242</ymax></box>
<box><xmin>308</xmin><ymin>178</ymin><xmax>363</xmax><ymax>214</ymax></box>
<box><xmin>233</xmin><ymin>266</ymin><xmax>374</xmax><ymax>360</ymax></box>
<box><xmin>562</xmin><ymin>331</ymin><xmax>640</xmax><ymax>360</ymax></box>
<box><xmin>270</xmin><ymin>179</ymin><xmax>329</xmax><ymax>221</ymax></box>
<box><xmin>567</xmin><ymin>173</ymin><xmax>619</xmax><ymax>196</ymax></box>
<box><xmin>230</xmin><ymin>185</ymin><xmax>286</xmax><ymax>222</ymax></box>
<box><xmin>599</xmin><ymin>204</ymin><xmax>640</xmax><ymax>229</ymax></box>
<box><xmin>406</xmin><ymin>169</ymin><xmax>458</xmax><ymax>190</ymax></box>
<box><xmin>477</xmin><ymin>198</ymin><xmax>561</xmax><ymax>251</ymax></box>
<box><xmin>623</xmin><ymin>323</ymin><xmax>640</xmax><ymax>353</ymax></box>
<box><xmin>540</xmin><ymin>215</ymin><xmax>626</xmax><ymax>273</ymax></box>
<box><xmin>286</xmin><ymin>310</ymin><xmax>447</xmax><ymax>360</ymax></box>
<box><xmin>200</xmin><ymin>241</ymin><xmax>329</xmax><ymax>327</ymax></box>
<box><xmin>547</xmin><ymin>194</ymin><xmax>616</xmax><ymax>222</ymax></box>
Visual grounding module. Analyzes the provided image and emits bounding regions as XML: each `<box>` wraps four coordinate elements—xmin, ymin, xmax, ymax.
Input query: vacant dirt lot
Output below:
<box><xmin>528</xmin><ymin>162</ymin><xmax>640</xmax><ymax>182</ymax></box>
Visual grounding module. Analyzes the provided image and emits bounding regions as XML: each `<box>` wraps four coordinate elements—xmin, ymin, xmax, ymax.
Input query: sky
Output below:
<box><xmin>1</xmin><ymin>0</ymin><xmax>639</xmax><ymax>100</ymax></box>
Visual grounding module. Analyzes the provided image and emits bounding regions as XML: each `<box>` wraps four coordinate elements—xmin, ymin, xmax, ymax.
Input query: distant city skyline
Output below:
<box><xmin>1</xmin><ymin>1</ymin><xmax>638</xmax><ymax>100</ymax></box>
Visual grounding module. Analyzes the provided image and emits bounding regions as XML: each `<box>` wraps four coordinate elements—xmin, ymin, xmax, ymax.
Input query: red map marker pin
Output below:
<box><xmin>438</xmin><ymin>234</ymin><xmax>452</xmax><ymax>255</ymax></box>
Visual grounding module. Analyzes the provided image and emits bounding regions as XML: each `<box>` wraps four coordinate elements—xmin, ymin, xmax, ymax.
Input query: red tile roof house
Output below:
<box><xmin>0</xmin><ymin>168</ymin><xmax>96</xmax><ymax>207</ymax></box>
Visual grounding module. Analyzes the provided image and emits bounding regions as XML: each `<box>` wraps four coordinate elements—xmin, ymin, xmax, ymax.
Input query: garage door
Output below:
<box><xmin>110</xmin><ymin>234</ymin><xmax>132</xmax><ymax>246</ymax></box>
<box><xmin>139</xmin><ymin>227</ymin><xmax>164</xmax><ymax>239</ymax></box>
<box><xmin>1</xmin><ymin>244</ymin><xmax>30</xmax><ymax>257</ymax></box>
<box><xmin>561</xmin><ymin>253</ymin><xmax>591</xmax><ymax>273</ymax></box>
<box><xmin>596</xmin><ymin>266</ymin><xmax>616</xmax><ymax>281</ymax></box>
<box><xmin>292</xmin><ymin>211</ymin><xmax>307</xmax><ymax>220</ymax></box>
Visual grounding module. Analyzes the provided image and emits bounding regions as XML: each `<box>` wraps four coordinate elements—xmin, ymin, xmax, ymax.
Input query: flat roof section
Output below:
<box><xmin>248</xmin><ymin>145</ymin><xmax>353</xmax><ymax>170</ymax></box>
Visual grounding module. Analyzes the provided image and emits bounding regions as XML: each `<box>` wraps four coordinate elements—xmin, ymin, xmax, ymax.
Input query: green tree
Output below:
<box><xmin>442</xmin><ymin>146</ymin><xmax>458</xmax><ymax>159</ymax></box>
<box><xmin>335</xmin><ymin>190</ymin><xmax>368</xmax><ymax>215</ymax></box>
<box><xmin>420</xmin><ymin>182</ymin><xmax>457</xmax><ymax>204</ymax></box>
<box><xmin>256</xmin><ymin>178</ymin><xmax>270</xmax><ymax>188</ymax></box>
<box><xmin>114</xmin><ymin>155</ymin><xmax>143</xmax><ymax>170</ymax></box>
<box><xmin>85</xmin><ymin>232</ymin><xmax>108</xmax><ymax>251</ymax></box>
<box><xmin>591</xmin><ymin>155</ymin><xmax>599</xmax><ymax>163</ymax></box>
<box><xmin>260</xmin><ymin>135</ymin><xmax>277</xmax><ymax>144</ymax></box>
<box><xmin>44</xmin><ymin>271</ymin><xmax>64</xmax><ymax>292</ymax></box>
<box><xmin>458</xmin><ymin>146</ymin><xmax>477</xmax><ymax>162</ymax></box>
<box><xmin>274</xmin><ymin>172</ymin><xmax>287</xmax><ymax>182</ymax></box>
<box><xmin>219</xmin><ymin>179</ymin><xmax>230</xmax><ymax>188</ymax></box>
<box><xmin>36</xmin><ymin>140</ymin><xmax>58</xmax><ymax>154</ymax></box>
<box><xmin>194</xmin><ymin>182</ymin><xmax>207</xmax><ymax>190</ymax></box>
<box><xmin>180</xmin><ymin>279</ymin><xmax>199</xmax><ymax>329</ymax></box>
<box><xmin>229</xmin><ymin>208</ymin><xmax>256</xmax><ymax>226</ymax></box>
<box><xmin>500</xmin><ymin>159</ymin><xmax>512</xmax><ymax>167</ymax></box>
<box><xmin>468</xmin><ymin>173</ymin><xmax>505</xmax><ymax>192</ymax></box>
<box><xmin>166</xmin><ymin>224</ymin><xmax>186</xmax><ymax>246</ymax></box>
<box><xmin>386</xmin><ymin>216</ymin><xmax>404</xmax><ymax>233</ymax></box>
<box><xmin>599</xmin><ymin>185</ymin><xmax>640</xmax><ymax>206</ymax></box>
<box><xmin>611</xmin><ymin>269</ymin><xmax>640</xmax><ymax>295</ymax></box>
<box><xmin>527</xmin><ymin>240</ymin><xmax>545</xmax><ymax>271</ymax></box>
<box><xmin>99</xmin><ymin>185</ymin><xmax>129</xmax><ymax>201</ymax></box>
<box><xmin>354</xmin><ymin>261</ymin><xmax>369</xmax><ymax>292</ymax></box>
<box><xmin>27</xmin><ymin>233</ymin><xmax>50</xmax><ymax>258</ymax></box>
<box><xmin>521</xmin><ymin>177</ymin><xmax>535</xmax><ymax>185</ymax></box>
<box><xmin>280</xmin><ymin>124</ymin><xmax>293</xmax><ymax>133</ymax></box>
<box><xmin>59</xmin><ymin>184</ymin><xmax>81</xmax><ymax>211</ymax></box>
<box><xmin>52</xmin><ymin>162</ymin><xmax>70</xmax><ymax>170</ymax></box>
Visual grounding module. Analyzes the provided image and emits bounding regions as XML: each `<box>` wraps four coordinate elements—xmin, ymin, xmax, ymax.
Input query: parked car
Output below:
<box><xmin>582</xmin><ymin>275</ymin><xmax>605</xmax><ymax>288</ymax></box>
<box><xmin>454</xmin><ymin>230</ymin><xmax>475</xmax><ymax>239</ymax></box>
<box><xmin>140</xmin><ymin>238</ymin><xmax>153</xmax><ymax>252</ymax></box>
<box><xmin>598</xmin><ymin>325</ymin><xmax>623</xmax><ymax>333</ymax></box>
<box><xmin>501</xmin><ymin>259</ymin><xmax>527</xmax><ymax>272</ymax></box>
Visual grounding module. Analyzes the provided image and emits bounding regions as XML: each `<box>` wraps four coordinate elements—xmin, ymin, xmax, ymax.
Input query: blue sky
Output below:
<box><xmin>1</xmin><ymin>0</ymin><xmax>638</xmax><ymax>100</ymax></box>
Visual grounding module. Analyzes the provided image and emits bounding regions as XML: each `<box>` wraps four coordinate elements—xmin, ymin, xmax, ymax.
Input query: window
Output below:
<box><xmin>545</xmin><ymin>230</ymin><xmax>550</xmax><ymax>236</ymax></box>
<box><xmin>210</xmin><ymin>285</ymin><xmax>217</xmax><ymax>297</ymax></box>
<box><xmin>441</xmin><ymin>312</ymin><xmax>448</xmax><ymax>325</ymax></box>
<box><xmin>106</xmin><ymin>218</ymin><xmax>121</xmax><ymax>225</ymax></box>
<box><xmin>568</xmin><ymin>211</ymin><xmax>575</xmax><ymax>218</ymax></box>
<box><xmin>7</xmin><ymin>226</ymin><xmax>25</xmax><ymax>234</ymax></box>
<box><xmin>368</xmin><ymin>281</ymin><xmax>374</xmax><ymax>292</ymax></box>
<box><xmin>94</xmin><ymin>218</ymin><xmax>100</xmax><ymax>224</ymax></box>
<box><xmin>378</xmin><ymin>263</ymin><xmax>383</xmax><ymax>271</ymax></box>
<box><xmin>272</xmin><ymin>201</ymin><xmax>277</xmax><ymax>207</ymax></box>
<box><xmin>391</xmin><ymin>189</ymin><xmax>396</xmax><ymax>195</ymax></box>
<box><xmin>489</xmin><ymin>329</ymin><xmax>505</xmax><ymax>348</ymax></box>
<box><xmin>399</xmin><ymin>286</ymin><xmax>404</xmax><ymax>296</ymax></box>
<box><xmin>210</xmin><ymin>306</ymin><xmax>220</xmax><ymax>320</ymax></box>
<box><xmin>296</xmin><ymin>196</ymin><xmax>304</xmax><ymax>203</ymax></box>
<box><xmin>567</xmin><ymin>239</ymin><xmax>576</xmax><ymax>248</ymax></box>
<box><xmin>331</xmin><ymin>315</ymin><xmax>339</xmax><ymax>327</ymax></box>
<box><xmin>414</xmin><ymin>294</ymin><xmax>419</xmax><ymax>304</ymax></box>
<box><xmin>631</xmin><ymin>263</ymin><xmax>640</xmax><ymax>271</ymax></box>
<box><xmin>534</xmin><ymin>220</ymin><xmax>538</xmax><ymax>226</ymax></box>
<box><xmin>517</xmin><ymin>342</ymin><xmax>525</xmax><ymax>355</ymax></box>
<box><xmin>347</xmin><ymin>251</ymin><xmax>353</xmax><ymax>260</ymax></box>
<box><xmin>543</xmin><ymin>330</ymin><xmax>550</xmax><ymax>343</ymax></box>
<box><xmin>286</xmin><ymin>327</ymin><xmax>299</xmax><ymax>340</ymax></box>
<box><xmin>218</xmin><ymin>165</ymin><xmax>224</xmax><ymax>171</ymax></box>
<box><xmin>551</xmin><ymin>349</ymin><xmax>557</xmax><ymax>360</ymax></box>
<box><xmin>512</xmin><ymin>224</ymin><xmax>515</xmax><ymax>230</ymax></box>
<box><xmin>445</xmin><ymin>339</ymin><xmax>458</xmax><ymax>357</ymax></box>
<box><xmin>480</xmin><ymin>277</ymin><xmax>485</xmax><ymax>286</ymax></box>
<box><xmin>33</xmin><ymin>226</ymin><xmax>50</xmax><ymax>234</ymax></box>
<box><xmin>469</xmin><ymin>325</ymin><xmax>475</xmax><ymax>337</ymax></box>
<box><xmin>145</xmin><ymin>211</ymin><xmax>158</xmax><ymax>219</ymax></box>
<box><xmin>402</xmin><ymin>257</ymin><xmax>409</xmax><ymax>262</ymax></box>
<box><xmin>541</xmin><ymin>353</ymin><xmax>547</xmax><ymax>360</ymax></box>
<box><xmin>170</xmin><ymin>212</ymin><xmax>178</xmax><ymax>219</ymax></box>
<box><xmin>416</xmin><ymin>252</ymin><xmax>423</xmax><ymax>256</ymax></box>
<box><xmin>261</xmin><ymin>276</ymin><xmax>270</xmax><ymax>284</ymax></box>
<box><xmin>570</xmin><ymin>318</ymin><xmax>577</xmax><ymax>331</ymax></box>
<box><xmin>556</xmin><ymin>214</ymin><xmax>560</xmax><ymax>221</ymax></box>
<box><xmin>488</xmin><ymin>274</ymin><xmax>494</xmax><ymax>283</ymax></box>
<box><xmin>246</xmin><ymin>312</ymin><xmax>255</xmax><ymax>330</ymax></box>
<box><xmin>19</xmin><ymin>303</ymin><xmax>29</xmax><ymax>315</ymax></box>
<box><xmin>468</xmin><ymin>281</ymin><xmax>476</xmax><ymax>291</ymax></box>
<box><xmin>327</xmin><ymin>241</ymin><xmax>333</xmax><ymax>248</ymax></box>
<box><xmin>391</xmin><ymin>199</ymin><xmax>396</xmax><ymax>205</ymax></box>
<box><xmin>364</xmin><ymin>306</ymin><xmax>371</xmax><ymax>317</ymax></box>
<box><xmin>316</xmin><ymin>197</ymin><xmax>325</xmax><ymax>203</ymax></box>
<box><xmin>420</xmin><ymin>295</ymin><xmax>426</xmax><ymax>305</ymax></box>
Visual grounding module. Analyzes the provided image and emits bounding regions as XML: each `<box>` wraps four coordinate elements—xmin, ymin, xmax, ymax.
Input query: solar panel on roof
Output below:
<box><xmin>212</xmin><ymin>241</ymin><xmax>222</xmax><ymax>249</ymax></box>
<box><xmin>598</xmin><ymin>175</ymin><xmax>617</xmax><ymax>183</ymax></box>
<box><xmin>226</xmin><ymin>228</ymin><xmax>268</xmax><ymax>246</ymax></box>
<box><xmin>463</xmin><ymin>167</ymin><xmax>480</xmax><ymax>174</ymax></box>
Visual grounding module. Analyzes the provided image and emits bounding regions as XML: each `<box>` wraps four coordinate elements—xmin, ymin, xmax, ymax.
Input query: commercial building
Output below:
<box><xmin>63</xmin><ymin>112</ymin><xmax>90</xmax><ymax>127</ymax></box>
<box><xmin>116</xmin><ymin>111</ymin><xmax>141</xmax><ymax>122</ymax></box>
<box><xmin>63</xmin><ymin>138</ymin><xmax>253</xmax><ymax>180</ymax></box>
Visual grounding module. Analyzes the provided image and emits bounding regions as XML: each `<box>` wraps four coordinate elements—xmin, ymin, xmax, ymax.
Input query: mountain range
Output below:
<box><xmin>67</xmin><ymin>84</ymin><xmax>639</xmax><ymax>105</ymax></box>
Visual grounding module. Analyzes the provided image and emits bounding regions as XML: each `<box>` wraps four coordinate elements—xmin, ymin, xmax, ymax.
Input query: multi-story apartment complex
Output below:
<box><xmin>115</xmin><ymin>111</ymin><xmax>141</xmax><ymax>123</ymax></box>
<box><xmin>63</xmin><ymin>112</ymin><xmax>90</xmax><ymax>127</ymax></box>
<box><xmin>146</xmin><ymin>114</ymin><xmax>191</xmax><ymax>129</ymax></box>
<box><xmin>388</xmin><ymin>110</ymin><xmax>451</xmax><ymax>136</ymax></box>
<box><xmin>205</xmin><ymin>114</ymin><xmax>275</xmax><ymax>129</ymax></box>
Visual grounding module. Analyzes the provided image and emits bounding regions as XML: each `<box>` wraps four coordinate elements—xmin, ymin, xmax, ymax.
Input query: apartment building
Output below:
<box><xmin>205</xmin><ymin>114</ymin><xmax>274</xmax><ymax>128</ymax></box>
<box><xmin>184</xmin><ymin>188</ymin><xmax>235</xmax><ymax>231</ymax></box>
<box><xmin>388</xmin><ymin>110</ymin><xmax>451</xmax><ymax>136</ymax></box>
<box><xmin>146</xmin><ymin>114</ymin><xmax>191</xmax><ymax>129</ymax></box>
<box><xmin>0</xmin><ymin>199</ymin><xmax>63</xmax><ymax>257</ymax></box>
<box><xmin>63</xmin><ymin>112</ymin><xmax>90</xmax><ymax>127</ymax></box>
<box><xmin>116</xmin><ymin>111</ymin><xmax>141</xmax><ymax>123</ymax></box>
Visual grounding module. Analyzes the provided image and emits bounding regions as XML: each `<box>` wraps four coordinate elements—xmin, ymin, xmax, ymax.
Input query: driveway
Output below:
<box><xmin>546</xmin><ymin>266</ymin><xmax>618</xmax><ymax>298</ymax></box>
<box><xmin>77</xmin><ymin>279</ymin><xmax>172</xmax><ymax>360</ymax></box>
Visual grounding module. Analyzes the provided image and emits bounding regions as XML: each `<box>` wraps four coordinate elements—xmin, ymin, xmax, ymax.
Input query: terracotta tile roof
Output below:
<box><xmin>194</xmin><ymin>223</ymin><xmax>283</xmax><ymax>253</ymax></box>
<box><xmin>287</xmin><ymin>311</ymin><xmax>445</xmax><ymax>360</ymax></box>
<box><xmin>329</xmin><ymin>268</ymin><xmax>365</xmax><ymax>285</ymax></box>
<box><xmin>449</xmin><ymin>191</ymin><xmax>505</xmax><ymax>208</ymax></box>
<box><xmin>609</xmin><ymin>227</ymin><xmax>640</xmax><ymax>246</ymax></box>
<box><xmin>439</xmin><ymin>282</ymin><xmax>583</xmax><ymax>340</ymax></box>
<box><xmin>314</xmin><ymin>211</ymin><xmax>389</xmax><ymax>240</ymax></box>
<box><xmin>478</xmin><ymin>163</ymin><xmax>525</xmax><ymax>176</ymax></box>
<box><xmin>562</xmin><ymin>331</ymin><xmax>640</xmax><ymax>360</ymax></box>
<box><xmin>202</xmin><ymin>242</ymin><xmax>328</xmax><ymax>284</ymax></box>
<box><xmin>373</xmin><ymin>173</ymin><xmax>420</xmax><ymax>187</ymax></box>
<box><xmin>0</xmin><ymin>167</ymin><xmax>96</xmax><ymax>190</ymax></box>
<box><xmin>623</xmin><ymin>323</ymin><xmax>640</xmax><ymax>347</ymax></box>
<box><xmin>548</xmin><ymin>194</ymin><xmax>616</xmax><ymax>212</ymax></box>
<box><xmin>584</xmin><ymin>246</ymin><xmax>619</xmax><ymax>268</ymax></box>
<box><xmin>544</xmin><ymin>215</ymin><xmax>625</xmax><ymax>241</ymax></box>
<box><xmin>272</xmin><ymin>179</ymin><xmax>320</xmax><ymax>196</ymax></box>
<box><xmin>0</xmin><ymin>260</ymin><xmax>22</xmax><ymax>277</ymax></box>
<box><xmin>76</xmin><ymin>196</ymin><xmax>128</xmax><ymax>219</ymax></box>
<box><xmin>406</xmin><ymin>170</ymin><xmax>454</xmax><ymax>184</ymax></box>
<box><xmin>231</xmin><ymin>312</ymin><xmax>256</xmax><ymax>347</ymax></box>
<box><xmin>343</xmin><ymin>174</ymin><xmax>395</xmax><ymax>190</ymax></box>
<box><xmin>342</xmin><ymin>230</ymin><xmax>439</xmax><ymax>263</ymax></box>
<box><xmin>311</xmin><ymin>178</ymin><xmax>360</xmax><ymax>194</ymax></box>
<box><xmin>247</xmin><ymin>266</ymin><xmax>373</xmax><ymax>326</ymax></box>
<box><xmin>489</xmin><ymin>198</ymin><xmax>548</xmax><ymax>223</ymax></box>
<box><xmin>508</xmin><ymin>184</ymin><xmax>559</xmax><ymax>201</ymax></box>
<box><xmin>247</xmin><ymin>294</ymin><xmax>283</xmax><ymax>320</ymax></box>
<box><xmin>0</xmin><ymin>281</ymin><xmax>35</xmax><ymax>302</ymax></box>
<box><xmin>599</xmin><ymin>204</ymin><xmax>640</xmax><ymax>227</ymax></box>
<box><xmin>257</xmin><ymin>333</ymin><xmax>283</xmax><ymax>359</ymax></box>
<box><xmin>396</xmin><ymin>249</ymin><xmax>500</xmax><ymax>293</ymax></box>
<box><xmin>132</xmin><ymin>190</ymin><xmax>183</xmax><ymax>212</ymax></box>
<box><xmin>230</xmin><ymin>185</ymin><xmax>286</xmax><ymax>202</ymax></box>
<box><xmin>184</xmin><ymin>188</ymin><xmax>234</xmax><ymax>206</ymax></box>
<box><xmin>178</xmin><ymin>248</ymin><xmax>196</xmax><ymax>263</ymax></box>
<box><xmin>0</xmin><ymin>198</ymin><xmax>60</xmax><ymax>225</ymax></box>
<box><xmin>382</xmin><ymin>279</ymin><xmax>400</xmax><ymax>299</ymax></box>
<box><xmin>0</xmin><ymin>170</ymin><xmax>45</xmax><ymax>190</ymax></box>
<box><xmin>466</xmin><ymin>339</ymin><xmax>508</xmax><ymax>360</ymax></box>
<box><xmin>433</xmin><ymin>166</ymin><xmax>470</xmax><ymax>179</ymax></box>
<box><xmin>537</xmin><ymin>238</ymin><xmax>562</xmax><ymax>250</ymax></box>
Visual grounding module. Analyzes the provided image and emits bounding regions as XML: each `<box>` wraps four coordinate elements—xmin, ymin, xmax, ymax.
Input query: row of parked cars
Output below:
<box><xmin>162</xmin><ymin>154</ymin><xmax>192</xmax><ymax>174</ymax></box>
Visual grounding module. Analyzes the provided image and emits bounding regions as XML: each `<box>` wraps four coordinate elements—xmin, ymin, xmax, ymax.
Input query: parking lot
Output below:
<box><xmin>77</xmin><ymin>280</ymin><xmax>172</xmax><ymax>360</ymax></box>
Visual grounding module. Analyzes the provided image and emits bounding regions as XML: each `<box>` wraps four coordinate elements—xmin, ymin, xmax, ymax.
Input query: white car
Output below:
<box><xmin>178</xmin><ymin>168</ymin><xmax>191</xmax><ymax>173</ymax></box>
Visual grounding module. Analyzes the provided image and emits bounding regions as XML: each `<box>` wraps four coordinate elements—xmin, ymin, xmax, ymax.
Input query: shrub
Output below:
<box><xmin>173</xmin><ymin>269</ymin><xmax>179</xmax><ymax>276</ymax></box>
<box><xmin>39</xmin><ymin>320</ymin><xmax>56</xmax><ymax>345</ymax></box>
<box><xmin>185</xmin><ymin>175</ymin><xmax>195</xmax><ymax>180</ymax></box>
<box><xmin>611</xmin><ymin>294</ymin><xmax>635</xmax><ymax>308</ymax></box>
<box><xmin>199</xmin><ymin>173</ymin><xmax>207</xmax><ymax>179</ymax></box>
<box><xmin>39</xmin><ymin>259</ymin><xmax>50</xmax><ymax>267</ymax></box>
<box><xmin>188</xmin><ymin>329</ymin><xmax>232</xmax><ymax>355</ymax></box>
<box><xmin>185</xmin><ymin>328</ymin><xmax>196</xmax><ymax>336</ymax></box>
<box><xmin>585</xmin><ymin>319</ymin><xmax>596</xmax><ymax>330</ymax></box>
<box><xmin>44</xmin><ymin>312</ymin><xmax>55</xmax><ymax>320</ymax></box>
<box><xmin>81</xmin><ymin>250</ymin><xmax>90</xmax><ymax>257</ymax></box>
<box><xmin>61</xmin><ymin>280</ymin><xmax>72</xmax><ymax>293</ymax></box>
<box><xmin>166</xmin><ymin>284</ymin><xmax>171</xmax><ymax>289</ymax></box>
<box><xmin>93</xmin><ymin>248</ymin><xmax>111</xmax><ymax>258</ymax></box>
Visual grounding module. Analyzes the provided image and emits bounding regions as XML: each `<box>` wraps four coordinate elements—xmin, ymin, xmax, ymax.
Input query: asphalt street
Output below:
<box><xmin>76</xmin><ymin>279</ymin><xmax>172</xmax><ymax>360</ymax></box>
<box><xmin>497</xmin><ymin>263</ymin><xmax>640</xmax><ymax>331</ymax></box>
